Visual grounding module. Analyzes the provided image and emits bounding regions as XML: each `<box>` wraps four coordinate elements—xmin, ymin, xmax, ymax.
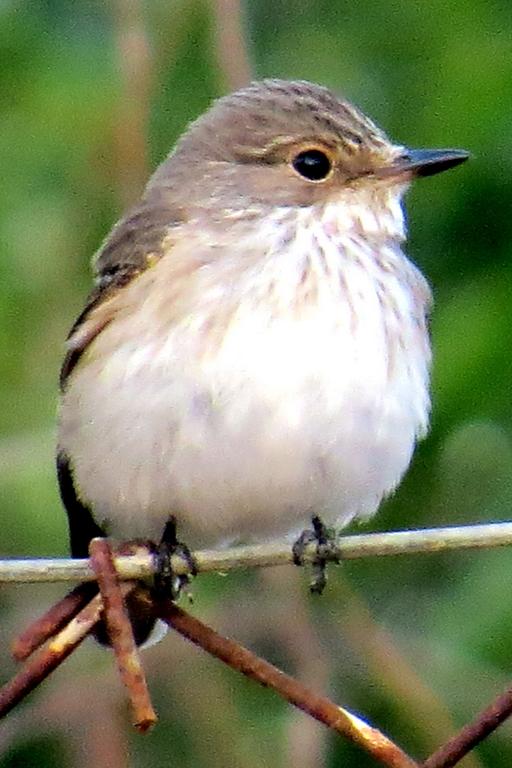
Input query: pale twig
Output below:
<box><xmin>157</xmin><ymin>599</ymin><xmax>419</xmax><ymax>768</ymax></box>
<box><xmin>1</xmin><ymin>522</ymin><xmax>512</xmax><ymax>584</ymax></box>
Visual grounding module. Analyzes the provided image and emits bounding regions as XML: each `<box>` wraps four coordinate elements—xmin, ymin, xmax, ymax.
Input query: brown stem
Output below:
<box><xmin>0</xmin><ymin>593</ymin><xmax>103</xmax><ymax>719</ymax></box>
<box><xmin>422</xmin><ymin>684</ymin><xmax>512</xmax><ymax>768</ymax></box>
<box><xmin>89</xmin><ymin>538</ymin><xmax>157</xmax><ymax>732</ymax></box>
<box><xmin>157</xmin><ymin>600</ymin><xmax>418</xmax><ymax>768</ymax></box>
<box><xmin>211</xmin><ymin>0</ymin><xmax>253</xmax><ymax>90</ymax></box>
<box><xmin>112</xmin><ymin>0</ymin><xmax>153</xmax><ymax>207</ymax></box>
<box><xmin>11</xmin><ymin>583</ymin><xmax>95</xmax><ymax>661</ymax></box>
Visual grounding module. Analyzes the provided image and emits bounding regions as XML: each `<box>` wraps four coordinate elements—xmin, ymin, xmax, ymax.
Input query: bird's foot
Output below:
<box><xmin>154</xmin><ymin>517</ymin><xmax>197</xmax><ymax>601</ymax></box>
<box><xmin>292</xmin><ymin>515</ymin><xmax>340</xmax><ymax>594</ymax></box>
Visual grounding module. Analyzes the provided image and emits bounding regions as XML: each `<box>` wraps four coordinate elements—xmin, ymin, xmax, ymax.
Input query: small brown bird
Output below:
<box><xmin>57</xmin><ymin>79</ymin><xmax>468</xmax><ymax>641</ymax></box>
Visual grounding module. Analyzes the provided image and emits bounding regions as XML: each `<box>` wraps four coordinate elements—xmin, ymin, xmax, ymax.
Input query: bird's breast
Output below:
<box><xmin>59</xmin><ymin>227</ymin><xmax>431</xmax><ymax>547</ymax></box>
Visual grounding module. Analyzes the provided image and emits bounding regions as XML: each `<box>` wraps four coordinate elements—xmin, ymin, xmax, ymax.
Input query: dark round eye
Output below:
<box><xmin>292</xmin><ymin>149</ymin><xmax>332</xmax><ymax>181</ymax></box>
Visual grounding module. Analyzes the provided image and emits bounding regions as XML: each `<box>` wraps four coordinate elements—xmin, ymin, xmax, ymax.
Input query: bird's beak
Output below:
<box><xmin>376</xmin><ymin>148</ymin><xmax>470</xmax><ymax>180</ymax></box>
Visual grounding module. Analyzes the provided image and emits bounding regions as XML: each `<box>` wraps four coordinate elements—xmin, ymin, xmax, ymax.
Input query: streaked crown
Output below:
<box><xmin>146</xmin><ymin>79</ymin><xmax>466</xmax><ymax>215</ymax></box>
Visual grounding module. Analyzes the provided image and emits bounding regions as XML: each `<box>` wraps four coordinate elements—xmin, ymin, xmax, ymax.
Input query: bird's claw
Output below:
<box><xmin>154</xmin><ymin>517</ymin><xmax>197</xmax><ymax>601</ymax></box>
<box><xmin>292</xmin><ymin>515</ymin><xmax>339</xmax><ymax>594</ymax></box>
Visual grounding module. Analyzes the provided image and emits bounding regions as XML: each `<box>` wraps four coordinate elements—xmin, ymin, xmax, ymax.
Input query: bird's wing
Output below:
<box><xmin>60</xmin><ymin>197</ymin><xmax>184</xmax><ymax>389</ymax></box>
<box><xmin>58</xmin><ymin>194</ymin><xmax>184</xmax><ymax>558</ymax></box>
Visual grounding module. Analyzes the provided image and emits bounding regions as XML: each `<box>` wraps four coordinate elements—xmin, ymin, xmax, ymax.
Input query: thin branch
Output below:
<box><xmin>0</xmin><ymin>551</ymin><xmax>154</xmax><ymax>583</ymax></box>
<box><xmin>1</xmin><ymin>522</ymin><xmax>512</xmax><ymax>584</ymax></box>
<box><xmin>333</xmin><ymin>578</ymin><xmax>483</xmax><ymax>768</ymax></box>
<box><xmin>0</xmin><ymin>594</ymin><xmax>104</xmax><ymax>718</ymax></box>
<box><xmin>422</xmin><ymin>683</ymin><xmax>512</xmax><ymax>768</ymax></box>
<box><xmin>5</xmin><ymin>523</ymin><xmax>512</xmax><ymax>766</ymax></box>
<box><xmin>157</xmin><ymin>599</ymin><xmax>419</xmax><ymax>768</ymax></box>
<box><xmin>5</xmin><ymin>584</ymin><xmax>419</xmax><ymax>767</ymax></box>
<box><xmin>0</xmin><ymin>582</ymin><xmax>138</xmax><ymax>720</ymax></box>
<box><xmin>89</xmin><ymin>538</ymin><xmax>157</xmax><ymax>732</ymax></box>
<box><xmin>11</xmin><ymin>584</ymin><xmax>94</xmax><ymax>661</ymax></box>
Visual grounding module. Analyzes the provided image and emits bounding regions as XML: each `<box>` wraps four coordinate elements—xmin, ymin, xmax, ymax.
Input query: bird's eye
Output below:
<box><xmin>292</xmin><ymin>149</ymin><xmax>332</xmax><ymax>181</ymax></box>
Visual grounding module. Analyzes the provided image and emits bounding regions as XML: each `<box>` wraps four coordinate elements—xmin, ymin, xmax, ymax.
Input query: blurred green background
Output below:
<box><xmin>1</xmin><ymin>1</ymin><xmax>512</xmax><ymax>766</ymax></box>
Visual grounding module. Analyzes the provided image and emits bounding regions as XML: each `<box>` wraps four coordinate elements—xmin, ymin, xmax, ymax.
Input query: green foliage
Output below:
<box><xmin>1</xmin><ymin>1</ymin><xmax>511</xmax><ymax>766</ymax></box>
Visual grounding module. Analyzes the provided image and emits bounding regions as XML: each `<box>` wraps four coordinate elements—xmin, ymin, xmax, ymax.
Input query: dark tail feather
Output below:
<box><xmin>56</xmin><ymin>451</ymin><xmax>158</xmax><ymax>646</ymax></box>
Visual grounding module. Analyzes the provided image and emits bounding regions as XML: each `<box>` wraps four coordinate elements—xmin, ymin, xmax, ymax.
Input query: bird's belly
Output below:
<box><xmin>59</xmin><ymin>303</ymin><xmax>430</xmax><ymax>548</ymax></box>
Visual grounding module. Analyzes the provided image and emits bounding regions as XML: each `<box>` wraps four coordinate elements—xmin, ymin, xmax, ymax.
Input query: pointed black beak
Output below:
<box><xmin>376</xmin><ymin>148</ymin><xmax>470</xmax><ymax>180</ymax></box>
<box><xmin>401</xmin><ymin>148</ymin><xmax>470</xmax><ymax>177</ymax></box>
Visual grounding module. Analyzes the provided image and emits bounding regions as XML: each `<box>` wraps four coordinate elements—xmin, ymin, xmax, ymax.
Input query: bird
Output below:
<box><xmin>57</xmin><ymin>79</ymin><xmax>468</xmax><ymax>641</ymax></box>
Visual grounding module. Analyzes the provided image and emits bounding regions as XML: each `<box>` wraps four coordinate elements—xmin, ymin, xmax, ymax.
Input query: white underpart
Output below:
<box><xmin>59</xmin><ymin>186</ymin><xmax>432</xmax><ymax>547</ymax></box>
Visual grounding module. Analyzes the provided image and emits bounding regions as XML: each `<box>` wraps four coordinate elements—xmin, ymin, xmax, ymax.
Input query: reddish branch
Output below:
<box><xmin>157</xmin><ymin>599</ymin><xmax>418</xmax><ymax>768</ymax></box>
<box><xmin>422</xmin><ymin>685</ymin><xmax>512</xmax><ymax>768</ymax></box>
<box><xmin>89</xmin><ymin>538</ymin><xmax>157</xmax><ymax>732</ymax></box>
<box><xmin>11</xmin><ymin>583</ymin><xmax>94</xmax><ymax>661</ymax></box>
<box><xmin>2</xmin><ymin>569</ymin><xmax>136</xmax><ymax>722</ymax></box>
<box><xmin>0</xmin><ymin>592</ymin><xmax>103</xmax><ymax>718</ymax></box>
<box><xmin>4</xmin><ymin>542</ymin><xmax>512</xmax><ymax>767</ymax></box>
